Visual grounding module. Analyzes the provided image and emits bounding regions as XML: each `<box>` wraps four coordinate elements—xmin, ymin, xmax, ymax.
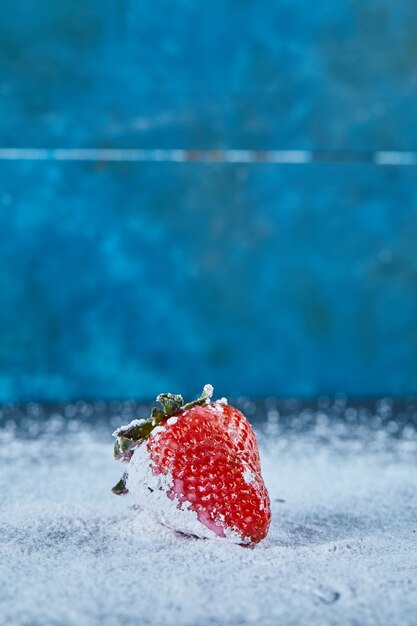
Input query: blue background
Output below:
<box><xmin>1</xmin><ymin>0</ymin><xmax>417</xmax><ymax>402</ymax></box>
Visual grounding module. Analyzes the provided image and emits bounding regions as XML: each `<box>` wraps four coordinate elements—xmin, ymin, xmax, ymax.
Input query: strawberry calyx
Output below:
<box><xmin>111</xmin><ymin>384</ymin><xmax>214</xmax><ymax>495</ymax></box>
<box><xmin>112</xmin><ymin>472</ymin><xmax>129</xmax><ymax>495</ymax></box>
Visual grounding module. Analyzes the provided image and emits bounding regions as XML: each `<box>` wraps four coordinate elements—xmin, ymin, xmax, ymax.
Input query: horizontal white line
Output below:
<box><xmin>0</xmin><ymin>148</ymin><xmax>312</xmax><ymax>163</ymax></box>
<box><xmin>0</xmin><ymin>148</ymin><xmax>415</xmax><ymax>165</ymax></box>
<box><xmin>374</xmin><ymin>151</ymin><xmax>417</xmax><ymax>166</ymax></box>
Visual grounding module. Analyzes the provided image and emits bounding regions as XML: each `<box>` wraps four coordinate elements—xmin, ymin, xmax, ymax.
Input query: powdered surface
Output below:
<box><xmin>1</xmin><ymin>400</ymin><xmax>417</xmax><ymax>626</ymax></box>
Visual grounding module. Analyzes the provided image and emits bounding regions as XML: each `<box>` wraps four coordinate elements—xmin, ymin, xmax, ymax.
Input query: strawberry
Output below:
<box><xmin>112</xmin><ymin>385</ymin><xmax>271</xmax><ymax>545</ymax></box>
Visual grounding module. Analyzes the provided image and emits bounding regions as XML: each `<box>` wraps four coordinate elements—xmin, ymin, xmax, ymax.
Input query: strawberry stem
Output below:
<box><xmin>156</xmin><ymin>393</ymin><xmax>183</xmax><ymax>416</ymax></box>
<box><xmin>183</xmin><ymin>384</ymin><xmax>213</xmax><ymax>410</ymax></box>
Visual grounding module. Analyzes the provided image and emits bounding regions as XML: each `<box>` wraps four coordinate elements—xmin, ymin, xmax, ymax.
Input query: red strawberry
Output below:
<box><xmin>112</xmin><ymin>385</ymin><xmax>271</xmax><ymax>545</ymax></box>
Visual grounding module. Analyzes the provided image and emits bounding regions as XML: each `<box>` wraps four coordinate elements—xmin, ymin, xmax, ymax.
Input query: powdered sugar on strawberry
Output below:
<box><xmin>112</xmin><ymin>385</ymin><xmax>271</xmax><ymax>545</ymax></box>
<box><xmin>243</xmin><ymin>467</ymin><xmax>255</xmax><ymax>485</ymax></box>
<box><xmin>216</xmin><ymin>397</ymin><xmax>228</xmax><ymax>405</ymax></box>
<box><xmin>112</xmin><ymin>418</ymin><xmax>147</xmax><ymax>438</ymax></box>
<box><xmin>126</xmin><ymin>441</ymin><xmax>230</xmax><ymax>541</ymax></box>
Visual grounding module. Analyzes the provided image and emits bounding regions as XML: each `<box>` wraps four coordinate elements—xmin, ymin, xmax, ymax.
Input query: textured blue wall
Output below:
<box><xmin>1</xmin><ymin>0</ymin><xmax>417</xmax><ymax>150</ymax></box>
<box><xmin>1</xmin><ymin>0</ymin><xmax>417</xmax><ymax>401</ymax></box>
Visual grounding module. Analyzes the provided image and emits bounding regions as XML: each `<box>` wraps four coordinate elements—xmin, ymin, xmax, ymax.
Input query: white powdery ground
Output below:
<box><xmin>1</xmin><ymin>418</ymin><xmax>417</xmax><ymax>626</ymax></box>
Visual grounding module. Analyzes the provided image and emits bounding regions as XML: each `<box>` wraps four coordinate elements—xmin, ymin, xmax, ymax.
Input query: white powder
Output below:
<box><xmin>242</xmin><ymin>467</ymin><xmax>255</xmax><ymax>484</ymax></box>
<box><xmin>148</xmin><ymin>425</ymin><xmax>166</xmax><ymax>439</ymax></box>
<box><xmin>203</xmin><ymin>384</ymin><xmax>214</xmax><ymax>399</ymax></box>
<box><xmin>216</xmin><ymin>397</ymin><xmax>228</xmax><ymax>405</ymax></box>
<box><xmin>2</xmin><ymin>415</ymin><xmax>417</xmax><ymax>626</ymax></box>
<box><xmin>126</xmin><ymin>442</ymin><xmax>224</xmax><ymax>541</ymax></box>
<box><xmin>112</xmin><ymin>418</ymin><xmax>147</xmax><ymax>438</ymax></box>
